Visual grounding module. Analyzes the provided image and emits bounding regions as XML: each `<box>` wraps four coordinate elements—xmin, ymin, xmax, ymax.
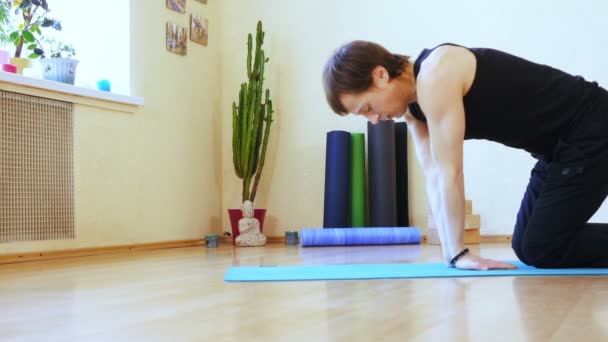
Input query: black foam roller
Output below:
<box><xmin>395</xmin><ymin>122</ymin><xmax>410</xmax><ymax>226</ymax></box>
<box><xmin>367</xmin><ymin>121</ymin><xmax>397</xmax><ymax>227</ymax></box>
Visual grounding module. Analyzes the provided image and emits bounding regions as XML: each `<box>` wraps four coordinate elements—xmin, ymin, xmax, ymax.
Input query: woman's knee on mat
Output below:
<box><xmin>520</xmin><ymin>235</ymin><xmax>570</xmax><ymax>268</ymax></box>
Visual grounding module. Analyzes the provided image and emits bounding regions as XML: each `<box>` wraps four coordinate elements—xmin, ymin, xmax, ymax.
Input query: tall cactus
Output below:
<box><xmin>232</xmin><ymin>20</ymin><xmax>274</xmax><ymax>203</ymax></box>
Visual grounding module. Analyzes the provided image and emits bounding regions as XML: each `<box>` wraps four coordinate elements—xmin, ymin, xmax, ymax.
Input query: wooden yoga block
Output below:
<box><xmin>465</xmin><ymin>214</ymin><xmax>480</xmax><ymax>230</ymax></box>
<box><xmin>427</xmin><ymin>228</ymin><xmax>480</xmax><ymax>245</ymax></box>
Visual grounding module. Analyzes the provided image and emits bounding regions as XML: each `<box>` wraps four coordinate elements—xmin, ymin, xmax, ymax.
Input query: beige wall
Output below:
<box><xmin>1</xmin><ymin>0</ymin><xmax>223</xmax><ymax>254</ymax></box>
<box><xmin>4</xmin><ymin>0</ymin><xmax>608</xmax><ymax>255</ymax></box>
<box><xmin>220</xmin><ymin>0</ymin><xmax>608</xmax><ymax>236</ymax></box>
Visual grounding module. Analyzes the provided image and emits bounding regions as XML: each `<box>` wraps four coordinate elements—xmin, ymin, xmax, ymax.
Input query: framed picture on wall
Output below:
<box><xmin>166</xmin><ymin>0</ymin><xmax>186</xmax><ymax>13</ymax></box>
<box><xmin>166</xmin><ymin>22</ymin><xmax>188</xmax><ymax>55</ymax></box>
<box><xmin>194</xmin><ymin>0</ymin><xmax>208</xmax><ymax>4</ymax></box>
<box><xmin>190</xmin><ymin>14</ymin><xmax>208</xmax><ymax>46</ymax></box>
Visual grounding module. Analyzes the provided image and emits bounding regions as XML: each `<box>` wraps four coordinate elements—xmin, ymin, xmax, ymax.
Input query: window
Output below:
<box><xmin>39</xmin><ymin>0</ymin><xmax>131</xmax><ymax>95</ymax></box>
<box><xmin>0</xmin><ymin>0</ymin><xmax>131</xmax><ymax>95</ymax></box>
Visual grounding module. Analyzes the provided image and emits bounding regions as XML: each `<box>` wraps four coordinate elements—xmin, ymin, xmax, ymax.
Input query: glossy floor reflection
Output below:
<box><xmin>1</xmin><ymin>243</ymin><xmax>607</xmax><ymax>341</ymax></box>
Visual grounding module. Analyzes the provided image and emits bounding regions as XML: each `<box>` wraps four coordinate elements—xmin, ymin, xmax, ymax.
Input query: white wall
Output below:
<box><xmin>220</xmin><ymin>0</ymin><xmax>608</xmax><ymax>235</ymax></box>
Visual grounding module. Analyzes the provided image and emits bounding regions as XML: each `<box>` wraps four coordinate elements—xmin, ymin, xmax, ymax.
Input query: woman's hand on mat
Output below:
<box><xmin>455</xmin><ymin>253</ymin><xmax>517</xmax><ymax>270</ymax></box>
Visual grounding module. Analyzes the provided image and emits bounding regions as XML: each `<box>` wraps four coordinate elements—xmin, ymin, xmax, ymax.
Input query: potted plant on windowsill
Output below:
<box><xmin>2</xmin><ymin>0</ymin><xmax>62</xmax><ymax>74</ymax></box>
<box><xmin>228</xmin><ymin>20</ymin><xmax>274</xmax><ymax>244</ymax></box>
<box><xmin>39</xmin><ymin>39</ymin><xmax>77</xmax><ymax>84</ymax></box>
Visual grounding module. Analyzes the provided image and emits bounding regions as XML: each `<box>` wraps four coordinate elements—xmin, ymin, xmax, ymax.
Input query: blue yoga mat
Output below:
<box><xmin>224</xmin><ymin>261</ymin><xmax>608</xmax><ymax>282</ymax></box>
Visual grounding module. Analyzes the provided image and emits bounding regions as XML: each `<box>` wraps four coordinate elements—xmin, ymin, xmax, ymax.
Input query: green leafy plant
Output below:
<box><xmin>0</xmin><ymin>1</ymin><xmax>11</xmax><ymax>45</ymax></box>
<box><xmin>232</xmin><ymin>20</ymin><xmax>274</xmax><ymax>203</ymax></box>
<box><xmin>6</xmin><ymin>0</ymin><xmax>62</xmax><ymax>58</ymax></box>
<box><xmin>42</xmin><ymin>38</ymin><xmax>74</xmax><ymax>58</ymax></box>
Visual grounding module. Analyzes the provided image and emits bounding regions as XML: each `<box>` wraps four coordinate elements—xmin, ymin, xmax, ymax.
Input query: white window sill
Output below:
<box><xmin>0</xmin><ymin>72</ymin><xmax>144</xmax><ymax>113</ymax></box>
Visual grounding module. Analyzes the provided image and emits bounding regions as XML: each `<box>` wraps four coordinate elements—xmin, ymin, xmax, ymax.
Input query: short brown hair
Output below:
<box><xmin>322</xmin><ymin>40</ymin><xmax>410</xmax><ymax>115</ymax></box>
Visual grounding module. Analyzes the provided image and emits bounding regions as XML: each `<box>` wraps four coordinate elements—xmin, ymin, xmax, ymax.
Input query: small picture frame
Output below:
<box><xmin>166</xmin><ymin>22</ymin><xmax>188</xmax><ymax>55</ymax></box>
<box><xmin>166</xmin><ymin>0</ymin><xmax>186</xmax><ymax>13</ymax></box>
<box><xmin>190</xmin><ymin>13</ymin><xmax>208</xmax><ymax>46</ymax></box>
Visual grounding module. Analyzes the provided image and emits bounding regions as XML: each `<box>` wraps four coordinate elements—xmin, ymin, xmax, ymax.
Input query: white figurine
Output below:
<box><xmin>235</xmin><ymin>200</ymin><xmax>267</xmax><ymax>247</ymax></box>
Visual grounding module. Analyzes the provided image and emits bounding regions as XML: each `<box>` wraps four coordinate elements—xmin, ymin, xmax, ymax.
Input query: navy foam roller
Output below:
<box><xmin>300</xmin><ymin>227</ymin><xmax>421</xmax><ymax>247</ymax></box>
<box><xmin>323</xmin><ymin>131</ymin><xmax>351</xmax><ymax>228</ymax></box>
<box><xmin>368</xmin><ymin>121</ymin><xmax>397</xmax><ymax>227</ymax></box>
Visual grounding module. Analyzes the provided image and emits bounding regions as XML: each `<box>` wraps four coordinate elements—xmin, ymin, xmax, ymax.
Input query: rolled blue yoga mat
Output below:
<box><xmin>224</xmin><ymin>262</ymin><xmax>608</xmax><ymax>282</ymax></box>
<box><xmin>323</xmin><ymin>131</ymin><xmax>351</xmax><ymax>228</ymax></box>
<box><xmin>368</xmin><ymin>121</ymin><xmax>397</xmax><ymax>227</ymax></box>
<box><xmin>394</xmin><ymin>122</ymin><xmax>410</xmax><ymax>226</ymax></box>
<box><xmin>300</xmin><ymin>227</ymin><xmax>421</xmax><ymax>247</ymax></box>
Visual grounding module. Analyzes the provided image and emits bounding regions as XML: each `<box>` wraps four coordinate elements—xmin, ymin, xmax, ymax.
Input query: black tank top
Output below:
<box><xmin>408</xmin><ymin>43</ymin><xmax>603</xmax><ymax>158</ymax></box>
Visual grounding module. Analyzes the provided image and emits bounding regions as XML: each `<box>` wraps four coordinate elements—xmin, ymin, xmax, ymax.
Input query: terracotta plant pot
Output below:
<box><xmin>228</xmin><ymin>208</ymin><xmax>266</xmax><ymax>245</ymax></box>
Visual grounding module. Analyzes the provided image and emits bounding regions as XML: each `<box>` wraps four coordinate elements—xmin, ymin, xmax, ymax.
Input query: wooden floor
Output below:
<box><xmin>1</xmin><ymin>243</ymin><xmax>608</xmax><ymax>342</ymax></box>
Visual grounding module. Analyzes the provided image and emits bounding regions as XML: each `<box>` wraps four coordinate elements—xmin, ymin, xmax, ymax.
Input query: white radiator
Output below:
<box><xmin>0</xmin><ymin>91</ymin><xmax>75</xmax><ymax>243</ymax></box>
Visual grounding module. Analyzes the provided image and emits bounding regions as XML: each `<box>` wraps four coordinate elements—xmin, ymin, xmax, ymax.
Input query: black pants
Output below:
<box><xmin>512</xmin><ymin>90</ymin><xmax>608</xmax><ymax>268</ymax></box>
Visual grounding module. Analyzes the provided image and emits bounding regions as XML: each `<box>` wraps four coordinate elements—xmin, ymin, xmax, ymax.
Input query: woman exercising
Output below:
<box><xmin>323</xmin><ymin>41</ymin><xmax>608</xmax><ymax>270</ymax></box>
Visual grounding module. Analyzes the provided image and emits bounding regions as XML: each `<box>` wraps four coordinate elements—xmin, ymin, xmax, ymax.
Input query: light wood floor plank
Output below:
<box><xmin>1</xmin><ymin>243</ymin><xmax>607</xmax><ymax>341</ymax></box>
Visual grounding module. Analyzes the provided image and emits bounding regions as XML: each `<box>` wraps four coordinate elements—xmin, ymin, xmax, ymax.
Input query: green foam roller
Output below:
<box><xmin>350</xmin><ymin>133</ymin><xmax>366</xmax><ymax>227</ymax></box>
